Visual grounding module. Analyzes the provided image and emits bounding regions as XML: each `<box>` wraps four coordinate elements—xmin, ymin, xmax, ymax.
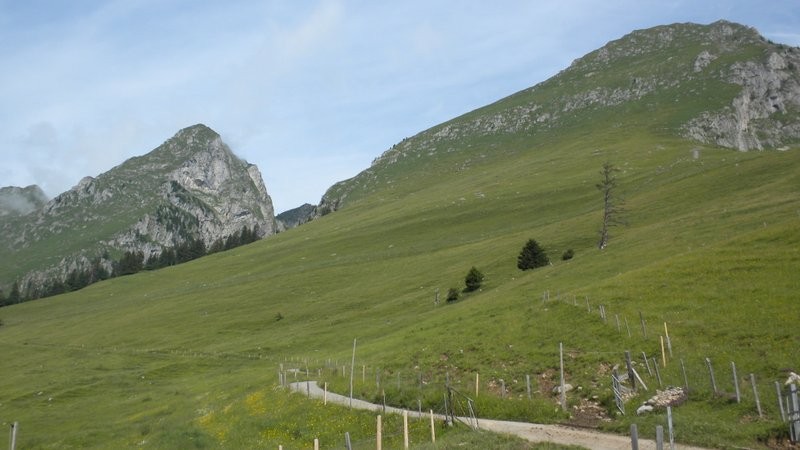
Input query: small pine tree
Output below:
<box><xmin>517</xmin><ymin>239</ymin><xmax>549</xmax><ymax>270</ymax></box>
<box><xmin>446</xmin><ymin>288</ymin><xmax>460</xmax><ymax>303</ymax></box>
<box><xmin>464</xmin><ymin>266</ymin><xmax>484</xmax><ymax>292</ymax></box>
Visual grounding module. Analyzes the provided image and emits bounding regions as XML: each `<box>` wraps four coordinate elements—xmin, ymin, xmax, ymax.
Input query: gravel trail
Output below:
<box><xmin>289</xmin><ymin>381</ymin><xmax>710</xmax><ymax>450</ymax></box>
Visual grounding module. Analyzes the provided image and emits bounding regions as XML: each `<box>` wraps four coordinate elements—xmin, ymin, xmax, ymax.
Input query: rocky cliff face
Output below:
<box><xmin>0</xmin><ymin>124</ymin><xmax>276</xmax><ymax>296</ymax></box>
<box><xmin>683</xmin><ymin>46</ymin><xmax>800</xmax><ymax>150</ymax></box>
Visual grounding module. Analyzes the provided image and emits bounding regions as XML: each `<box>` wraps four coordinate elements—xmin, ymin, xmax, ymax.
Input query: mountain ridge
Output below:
<box><xmin>0</xmin><ymin>124</ymin><xmax>276</xmax><ymax>298</ymax></box>
<box><xmin>319</xmin><ymin>20</ymin><xmax>799</xmax><ymax>212</ymax></box>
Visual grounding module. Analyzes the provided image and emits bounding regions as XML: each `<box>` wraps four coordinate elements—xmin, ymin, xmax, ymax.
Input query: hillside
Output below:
<box><xmin>322</xmin><ymin>21</ymin><xmax>799</xmax><ymax>210</ymax></box>
<box><xmin>0</xmin><ymin>124</ymin><xmax>277</xmax><ymax>299</ymax></box>
<box><xmin>0</xmin><ymin>21</ymin><xmax>799</xmax><ymax>449</ymax></box>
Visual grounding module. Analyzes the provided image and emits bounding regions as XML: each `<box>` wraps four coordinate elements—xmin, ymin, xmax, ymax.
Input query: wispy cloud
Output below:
<box><xmin>1</xmin><ymin>0</ymin><xmax>798</xmax><ymax>211</ymax></box>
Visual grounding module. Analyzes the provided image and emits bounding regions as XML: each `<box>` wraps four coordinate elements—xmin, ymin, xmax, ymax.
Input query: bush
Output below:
<box><xmin>464</xmin><ymin>266</ymin><xmax>484</xmax><ymax>292</ymax></box>
<box><xmin>517</xmin><ymin>239</ymin><xmax>550</xmax><ymax>270</ymax></box>
<box><xmin>562</xmin><ymin>249</ymin><xmax>574</xmax><ymax>260</ymax></box>
<box><xmin>445</xmin><ymin>288</ymin><xmax>460</xmax><ymax>303</ymax></box>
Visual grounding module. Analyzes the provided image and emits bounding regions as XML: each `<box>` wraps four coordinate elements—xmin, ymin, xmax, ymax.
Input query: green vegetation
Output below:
<box><xmin>446</xmin><ymin>287</ymin><xmax>460</xmax><ymax>303</ymax></box>
<box><xmin>1</xmin><ymin>22</ymin><xmax>799</xmax><ymax>449</ymax></box>
<box><xmin>464</xmin><ymin>266</ymin><xmax>485</xmax><ymax>292</ymax></box>
<box><xmin>517</xmin><ymin>239</ymin><xmax>550</xmax><ymax>271</ymax></box>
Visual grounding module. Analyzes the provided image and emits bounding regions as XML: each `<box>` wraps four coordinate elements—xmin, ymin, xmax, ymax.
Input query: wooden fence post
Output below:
<box><xmin>10</xmin><ymin>422</ymin><xmax>18</xmax><ymax>450</ymax></box>
<box><xmin>625</xmin><ymin>316</ymin><xmax>631</xmax><ymax>338</ymax></box>
<box><xmin>526</xmin><ymin>374</ymin><xmax>532</xmax><ymax>400</ymax></box>
<box><xmin>705</xmin><ymin>358</ymin><xmax>718</xmax><ymax>395</ymax></box>
<box><xmin>642</xmin><ymin>351</ymin><xmax>653</xmax><ymax>377</ymax></box>
<box><xmin>731</xmin><ymin>362</ymin><xmax>741</xmax><ymax>403</ymax></box>
<box><xmin>652</xmin><ymin>357</ymin><xmax>662</xmax><ymax>387</ymax></box>
<box><xmin>656</xmin><ymin>425</ymin><xmax>664</xmax><ymax>450</ymax></box>
<box><xmin>403</xmin><ymin>410</ymin><xmax>409</xmax><ymax>449</ymax></box>
<box><xmin>559</xmin><ymin>342</ymin><xmax>567</xmax><ymax>410</ymax></box>
<box><xmin>349</xmin><ymin>339</ymin><xmax>356</xmax><ymax>409</ymax></box>
<box><xmin>344</xmin><ymin>431</ymin><xmax>352</xmax><ymax>450</ymax></box>
<box><xmin>475</xmin><ymin>372</ymin><xmax>479</xmax><ymax>397</ymax></box>
<box><xmin>430</xmin><ymin>410</ymin><xmax>436</xmax><ymax>443</ymax></box>
<box><xmin>680</xmin><ymin>358</ymin><xmax>689</xmax><ymax>392</ymax></box>
<box><xmin>376</xmin><ymin>415</ymin><xmax>382</xmax><ymax>450</ymax></box>
<box><xmin>625</xmin><ymin>351</ymin><xmax>636</xmax><ymax>390</ymax></box>
<box><xmin>324</xmin><ymin>382</ymin><xmax>328</xmax><ymax>405</ymax></box>
<box><xmin>660</xmin><ymin>336</ymin><xmax>666</xmax><ymax>367</ymax></box>
<box><xmin>313</xmin><ymin>437</ymin><xmax>319</xmax><ymax>450</ymax></box>
<box><xmin>639</xmin><ymin>312</ymin><xmax>647</xmax><ymax>338</ymax></box>
<box><xmin>750</xmin><ymin>373</ymin><xmax>763</xmax><ymax>418</ymax></box>
<box><xmin>776</xmin><ymin>381</ymin><xmax>786</xmax><ymax>422</ymax></box>
<box><xmin>630</xmin><ymin>423</ymin><xmax>639</xmax><ymax>450</ymax></box>
<box><xmin>667</xmin><ymin>405</ymin><xmax>675</xmax><ymax>450</ymax></box>
<box><xmin>664</xmin><ymin>322</ymin><xmax>673</xmax><ymax>357</ymax></box>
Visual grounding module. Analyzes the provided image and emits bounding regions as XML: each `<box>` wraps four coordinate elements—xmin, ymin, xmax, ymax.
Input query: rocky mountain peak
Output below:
<box><xmin>0</xmin><ymin>185</ymin><xmax>48</xmax><ymax>217</ymax></box>
<box><xmin>1</xmin><ymin>125</ymin><xmax>277</xmax><ymax>299</ymax></box>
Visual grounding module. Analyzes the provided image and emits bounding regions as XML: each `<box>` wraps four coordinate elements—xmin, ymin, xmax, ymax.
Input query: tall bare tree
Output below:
<box><xmin>597</xmin><ymin>162</ymin><xmax>624</xmax><ymax>249</ymax></box>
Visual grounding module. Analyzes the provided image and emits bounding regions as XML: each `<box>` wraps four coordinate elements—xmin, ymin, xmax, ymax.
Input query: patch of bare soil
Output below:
<box><xmin>567</xmin><ymin>397</ymin><xmax>612</xmax><ymax>428</ymax></box>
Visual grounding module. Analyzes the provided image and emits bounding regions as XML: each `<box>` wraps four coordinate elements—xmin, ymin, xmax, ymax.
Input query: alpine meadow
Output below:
<box><xmin>1</xmin><ymin>21</ymin><xmax>800</xmax><ymax>449</ymax></box>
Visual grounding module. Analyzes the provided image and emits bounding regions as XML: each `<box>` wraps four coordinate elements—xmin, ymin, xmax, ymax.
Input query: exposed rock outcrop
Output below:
<box><xmin>276</xmin><ymin>203</ymin><xmax>319</xmax><ymax>232</ymax></box>
<box><xmin>0</xmin><ymin>124</ymin><xmax>277</xmax><ymax>297</ymax></box>
<box><xmin>683</xmin><ymin>48</ymin><xmax>800</xmax><ymax>150</ymax></box>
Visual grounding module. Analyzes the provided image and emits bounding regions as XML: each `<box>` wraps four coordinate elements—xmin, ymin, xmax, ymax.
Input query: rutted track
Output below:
<box><xmin>289</xmin><ymin>381</ymin><xmax>710</xmax><ymax>450</ymax></box>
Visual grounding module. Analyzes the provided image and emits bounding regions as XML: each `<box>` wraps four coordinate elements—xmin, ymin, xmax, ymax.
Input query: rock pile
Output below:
<box><xmin>636</xmin><ymin>386</ymin><xmax>687</xmax><ymax>415</ymax></box>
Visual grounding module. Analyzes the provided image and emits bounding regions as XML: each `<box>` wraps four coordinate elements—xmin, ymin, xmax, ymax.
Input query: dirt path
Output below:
<box><xmin>289</xmin><ymin>381</ymin><xmax>710</xmax><ymax>450</ymax></box>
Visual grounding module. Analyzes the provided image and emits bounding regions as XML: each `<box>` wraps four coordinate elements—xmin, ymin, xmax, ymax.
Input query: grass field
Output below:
<box><xmin>1</xmin><ymin>126</ymin><xmax>798</xmax><ymax>448</ymax></box>
<box><xmin>2</xmin><ymin>23</ymin><xmax>800</xmax><ymax>448</ymax></box>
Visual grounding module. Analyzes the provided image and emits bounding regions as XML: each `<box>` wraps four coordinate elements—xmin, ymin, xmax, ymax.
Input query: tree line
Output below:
<box><xmin>0</xmin><ymin>225</ymin><xmax>260</xmax><ymax>307</ymax></box>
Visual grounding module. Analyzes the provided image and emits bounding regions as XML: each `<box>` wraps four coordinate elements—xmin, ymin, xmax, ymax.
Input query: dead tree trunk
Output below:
<box><xmin>597</xmin><ymin>161</ymin><xmax>623</xmax><ymax>249</ymax></box>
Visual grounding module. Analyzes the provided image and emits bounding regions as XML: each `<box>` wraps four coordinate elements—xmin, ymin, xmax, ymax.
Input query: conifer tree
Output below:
<box><xmin>464</xmin><ymin>266</ymin><xmax>484</xmax><ymax>292</ymax></box>
<box><xmin>517</xmin><ymin>239</ymin><xmax>549</xmax><ymax>270</ymax></box>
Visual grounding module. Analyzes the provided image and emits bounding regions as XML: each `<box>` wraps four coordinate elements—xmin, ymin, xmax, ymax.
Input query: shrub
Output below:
<box><xmin>517</xmin><ymin>239</ymin><xmax>549</xmax><ymax>270</ymax></box>
<box><xmin>446</xmin><ymin>288</ymin><xmax>460</xmax><ymax>303</ymax></box>
<box><xmin>464</xmin><ymin>266</ymin><xmax>484</xmax><ymax>292</ymax></box>
<box><xmin>562</xmin><ymin>249</ymin><xmax>574</xmax><ymax>260</ymax></box>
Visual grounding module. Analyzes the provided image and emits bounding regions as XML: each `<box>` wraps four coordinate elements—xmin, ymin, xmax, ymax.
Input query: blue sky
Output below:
<box><xmin>1</xmin><ymin>1</ymin><xmax>798</xmax><ymax>213</ymax></box>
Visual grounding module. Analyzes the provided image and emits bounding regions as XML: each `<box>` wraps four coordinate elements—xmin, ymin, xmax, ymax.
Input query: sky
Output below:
<box><xmin>1</xmin><ymin>1</ymin><xmax>799</xmax><ymax>213</ymax></box>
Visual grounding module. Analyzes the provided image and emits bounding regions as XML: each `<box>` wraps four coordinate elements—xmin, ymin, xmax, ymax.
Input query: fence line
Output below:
<box><xmin>269</xmin><ymin>289</ymin><xmax>798</xmax><ymax>446</ymax></box>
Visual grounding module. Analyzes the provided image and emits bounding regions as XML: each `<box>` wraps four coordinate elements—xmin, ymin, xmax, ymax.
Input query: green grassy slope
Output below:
<box><xmin>2</xmin><ymin>132</ymin><xmax>797</xmax><ymax>448</ymax></box>
<box><xmin>1</xmin><ymin>22</ymin><xmax>799</xmax><ymax>449</ymax></box>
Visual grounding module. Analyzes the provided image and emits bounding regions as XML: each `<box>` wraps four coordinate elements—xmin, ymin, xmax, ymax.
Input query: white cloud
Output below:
<box><xmin>1</xmin><ymin>0</ymin><xmax>799</xmax><ymax>212</ymax></box>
